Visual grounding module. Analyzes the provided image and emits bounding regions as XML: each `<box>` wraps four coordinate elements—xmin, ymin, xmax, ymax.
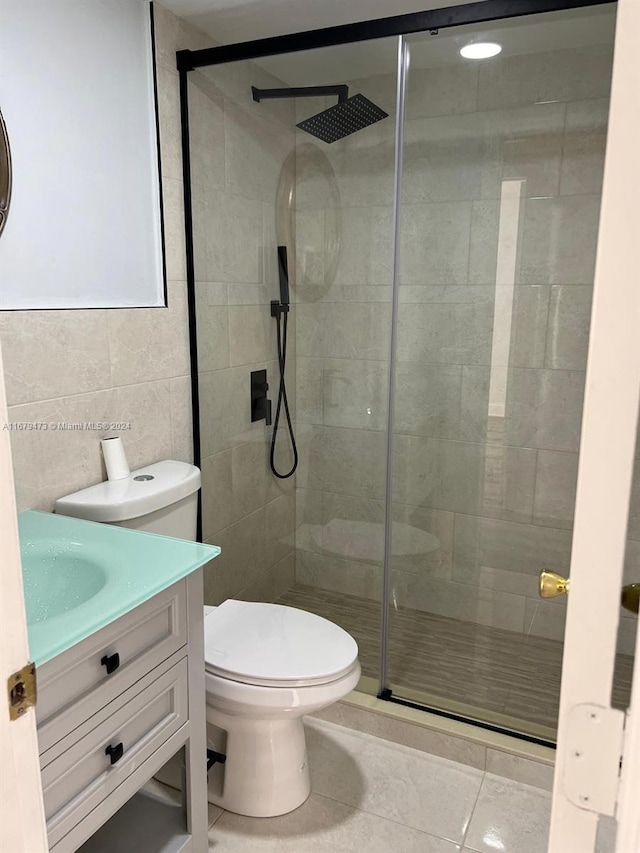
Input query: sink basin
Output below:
<box><xmin>21</xmin><ymin>540</ymin><xmax>108</xmax><ymax>624</ymax></box>
<box><xmin>19</xmin><ymin>510</ymin><xmax>220</xmax><ymax>666</ymax></box>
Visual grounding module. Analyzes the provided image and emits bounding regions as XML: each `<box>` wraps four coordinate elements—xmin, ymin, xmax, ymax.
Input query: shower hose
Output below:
<box><xmin>269</xmin><ymin>307</ymin><xmax>298</xmax><ymax>479</ymax></box>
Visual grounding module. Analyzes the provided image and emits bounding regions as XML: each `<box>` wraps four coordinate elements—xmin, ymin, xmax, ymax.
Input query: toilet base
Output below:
<box><xmin>206</xmin><ymin>711</ymin><xmax>311</xmax><ymax>817</ymax></box>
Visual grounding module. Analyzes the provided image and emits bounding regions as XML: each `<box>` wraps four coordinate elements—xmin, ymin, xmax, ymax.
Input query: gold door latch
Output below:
<box><xmin>7</xmin><ymin>662</ymin><xmax>37</xmax><ymax>721</ymax></box>
<box><xmin>539</xmin><ymin>571</ymin><xmax>639</xmax><ymax>616</ymax></box>
<box><xmin>539</xmin><ymin>569</ymin><xmax>570</xmax><ymax>599</ymax></box>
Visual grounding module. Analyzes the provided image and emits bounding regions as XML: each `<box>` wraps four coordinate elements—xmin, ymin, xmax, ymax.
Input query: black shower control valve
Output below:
<box><xmin>251</xmin><ymin>369</ymin><xmax>272</xmax><ymax>425</ymax></box>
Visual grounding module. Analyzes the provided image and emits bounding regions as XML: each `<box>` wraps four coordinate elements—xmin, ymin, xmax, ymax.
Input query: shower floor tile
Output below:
<box><xmin>275</xmin><ymin>584</ymin><xmax>634</xmax><ymax>736</ymax></box>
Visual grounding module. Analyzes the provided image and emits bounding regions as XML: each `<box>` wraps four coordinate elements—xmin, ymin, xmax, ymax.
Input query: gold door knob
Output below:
<box><xmin>539</xmin><ymin>570</ymin><xmax>570</xmax><ymax>599</ymax></box>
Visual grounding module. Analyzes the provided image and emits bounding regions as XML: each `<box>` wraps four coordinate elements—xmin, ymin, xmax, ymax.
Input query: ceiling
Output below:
<box><xmin>159</xmin><ymin>0</ymin><xmax>473</xmax><ymax>45</ymax></box>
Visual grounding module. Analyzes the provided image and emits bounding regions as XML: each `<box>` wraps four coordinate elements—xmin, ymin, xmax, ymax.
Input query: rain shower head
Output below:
<box><xmin>251</xmin><ymin>85</ymin><xmax>388</xmax><ymax>143</ymax></box>
<box><xmin>297</xmin><ymin>94</ymin><xmax>388</xmax><ymax>143</ymax></box>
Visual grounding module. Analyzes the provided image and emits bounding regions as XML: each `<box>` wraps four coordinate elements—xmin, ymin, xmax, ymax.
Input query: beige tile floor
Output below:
<box><xmin>205</xmin><ymin>717</ymin><xmax>619</xmax><ymax>853</ymax></box>
<box><xmin>277</xmin><ymin>585</ymin><xmax>634</xmax><ymax>737</ymax></box>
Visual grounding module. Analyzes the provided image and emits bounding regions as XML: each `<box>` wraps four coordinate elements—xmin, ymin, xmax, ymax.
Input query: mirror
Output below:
<box><xmin>0</xmin><ymin>0</ymin><xmax>165</xmax><ymax>310</ymax></box>
<box><xmin>0</xmin><ymin>111</ymin><xmax>10</xmax><ymax>237</ymax></box>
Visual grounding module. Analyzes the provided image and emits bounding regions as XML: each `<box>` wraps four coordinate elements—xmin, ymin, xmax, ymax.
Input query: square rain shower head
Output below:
<box><xmin>296</xmin><ymin>94</ymin><xmax>389</xmax><ymax>143</ymax></box>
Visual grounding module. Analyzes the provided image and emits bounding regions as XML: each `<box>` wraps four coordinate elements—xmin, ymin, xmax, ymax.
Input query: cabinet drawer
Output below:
<box><xmin>42</xmin><ymin>659</ymin><xmax>188</xmax><ymax>849</ymax></box>
<box><xmin>37</xmin><ymin>580</ymin><xmax>187</xmax><ymax>753</ymax></box>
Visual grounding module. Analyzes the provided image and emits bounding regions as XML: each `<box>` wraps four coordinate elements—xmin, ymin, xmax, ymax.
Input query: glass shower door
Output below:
<box><xmin>276</xmin><ymin>36</ymin><xmax>401</xmax><ymax>694</ymax></box>
<box><xmin>187</xmin><ymin>36</ymin><xmax>402</xmax><ymax>694</ymax></box>
<box><xmin>385</xmin><ymin>3</ymin><xmax>626</xmax><ymax>740</ymax></box>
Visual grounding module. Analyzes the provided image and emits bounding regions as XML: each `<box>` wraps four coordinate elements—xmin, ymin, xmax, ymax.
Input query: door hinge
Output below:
<box><xmin>562</xmin><ymin>703</ymin><xmax>625</xmax><ymax>816</ymax></box>
<box><xmin>7</xmin><ymin>662</ymin><xmax>37</xmax><ymax>721</ymax></box>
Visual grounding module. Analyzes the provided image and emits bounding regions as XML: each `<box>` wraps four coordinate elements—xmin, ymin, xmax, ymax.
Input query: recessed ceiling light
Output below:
<box><xmin>460</xmin><ymin>42</ymin><xmax>502</xmax><ymax>59</ymax></box>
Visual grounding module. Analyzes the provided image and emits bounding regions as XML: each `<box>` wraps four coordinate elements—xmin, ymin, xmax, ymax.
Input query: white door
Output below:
<box><xmin>0</xmin><ymin>340</ymin><xmax>48</xmax><ymax>852</ymax></box>
<box><xmin>549</xmin><ymin>0</ymin><xmax>640</xmax><ymax>850</ymax></box>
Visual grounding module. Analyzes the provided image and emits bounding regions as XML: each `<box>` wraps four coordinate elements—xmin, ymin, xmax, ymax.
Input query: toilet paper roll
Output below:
<box><xmin>101</xmin><ymin>436</ymin><xmax>130</xmax><ymax>481</ymax></box>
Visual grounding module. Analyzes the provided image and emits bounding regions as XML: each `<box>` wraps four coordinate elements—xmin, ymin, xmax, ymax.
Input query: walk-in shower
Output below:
<box><xmin>180</xmin><ymin>0</ymin><xmax>638</xmax><ymax>746</ymax></box>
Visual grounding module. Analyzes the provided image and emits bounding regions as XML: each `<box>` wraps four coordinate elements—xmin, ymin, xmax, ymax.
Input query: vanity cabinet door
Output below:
<box><xmin>41</xmin><ymin>659</ymin><xmax>188</xmax><ymax>849</ymax></box>
<box><xmin>37</xmin><ymin>579</ymin><xmax>187</xmax><ymax>753</ymax></box>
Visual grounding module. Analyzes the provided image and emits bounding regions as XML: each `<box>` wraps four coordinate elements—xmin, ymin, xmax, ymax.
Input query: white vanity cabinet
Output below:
<box><xmin>35</xmin><ymin>571</ymin><xmax>208</xmax><ymax>853</ymax></box>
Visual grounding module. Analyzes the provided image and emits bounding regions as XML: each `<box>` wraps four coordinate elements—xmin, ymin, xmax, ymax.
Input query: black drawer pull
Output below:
<box><xmin>101</xmin><ymin>653</ymin><xmax>120</xmax><ymax>675</ymax></box>
<box><xmin>105</xmin><ymin>743</ymin><xmax>124</xmax><ymax>765</ymax></box>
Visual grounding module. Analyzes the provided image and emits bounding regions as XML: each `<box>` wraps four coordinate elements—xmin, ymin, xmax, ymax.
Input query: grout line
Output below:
<box><xmin>310</xmin><ymin>789</ymin><xmax>470</xmax><ymax>849</ymax></box>
<box><xmin>208</xmin><ymin>807</ymin><xmax>225</xmax><ymax>828</ymax></box>
<box><xmin>461</xmin><ymin>769</ymin><xmax>485</xmax><ymax>851</ymax></box>
<box><xmin>168</xmin><ymin>377</ymin><xmax>176</xmax><ymax>458</ymax></box>
<box><xmin>530</xmin><ymin>446</ymin><xmax>541</xmax><ymax>527</ymax></box>
<box><xmin>290</xmin><ymin>486</ymin><xmax>573</xmax><ymax>534</ymax></box>
<box><xmin>286</xmin><ymin>418</ymin><xmax>582</xmax><ymax>456</ymax></box>
<box><xmin>557</xmin><ymin>100</ymin><xmax>569</xmax><ymax>200</ymax></box>
<box><xmin>293</xmin><ymin>190</ymin><xmax>602</xmax><ymax>214</ymax></box>
<box><xmin>105</xmin><ymin>308</ymin><xmax>114</xmax><ymax>390</ymax></box>
<box><xmin>7</xmin><ymin>375</ymin><xmax>185</xmax><ymax>412</ymax></box>
<box><xmin>203</xmin><ymin>503</ymin><xmax>266</xmax><ymax>544</ymax></box>
<box><xmin>538</xmin><ymin>280</ymin><xmax>554</xmax><ymax>373</ymax></box>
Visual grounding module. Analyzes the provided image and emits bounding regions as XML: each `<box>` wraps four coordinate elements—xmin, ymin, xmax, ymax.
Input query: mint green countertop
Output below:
<box><xmin>19</xmin><ymin>510</ymin><xmax>220</xmax><ymax>666</ymax></box>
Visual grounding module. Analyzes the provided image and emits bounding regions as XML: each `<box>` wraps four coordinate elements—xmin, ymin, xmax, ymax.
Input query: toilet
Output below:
<box><xmin>202</xmin><ymin>598</ymin><xmax>359</xmax><ymax>816</ymax></box>
<box><xmin>55</xmin><ymin>460</ymin><xmax>361</xmax><ymax>817</ymax></box>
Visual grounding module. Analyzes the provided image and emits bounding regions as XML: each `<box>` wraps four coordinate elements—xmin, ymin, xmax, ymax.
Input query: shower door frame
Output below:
<box><xmin>175</xmin><ymin>0</ymin><xmax>610</xmax><ymax>72</ymax></box>
<box><xmin>178</xmin><ymin>0</ymin><xmax>619</xmax><ymax>741</ymax></box>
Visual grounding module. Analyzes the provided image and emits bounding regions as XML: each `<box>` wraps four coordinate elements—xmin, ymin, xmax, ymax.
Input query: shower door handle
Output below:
<box><xmin>539</xmin><ymin>569</ymin><xmax>570</xmax><ymax>599</ymax></box>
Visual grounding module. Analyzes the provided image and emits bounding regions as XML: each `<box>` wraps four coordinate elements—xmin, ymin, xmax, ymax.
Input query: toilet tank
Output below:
<box><xmin>54</xmin><ymin>460</ymin><xmax>201</xmax><ymax>540</ymax></box>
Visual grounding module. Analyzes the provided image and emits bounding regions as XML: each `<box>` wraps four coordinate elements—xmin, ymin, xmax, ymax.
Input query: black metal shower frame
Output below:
<box><xmin>177</xmin><ymin>0</ymin><xmax>615</xmax><ymax>747</ymax></box>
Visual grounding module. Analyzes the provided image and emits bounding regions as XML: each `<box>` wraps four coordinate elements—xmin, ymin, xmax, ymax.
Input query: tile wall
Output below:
<box><xmin>187</xmin><ymin>46</ymin><xmax>298</xmax><ymax>604</ymax></box>
<box><xmin>293</xmin><ymin>39</ymin><xmax>640</xmax><ymax>652</ymax></box>
<box><xmin>293</xmin><ymin>62</ymin><xmax>396</xmax><ymax>604</ymax></box>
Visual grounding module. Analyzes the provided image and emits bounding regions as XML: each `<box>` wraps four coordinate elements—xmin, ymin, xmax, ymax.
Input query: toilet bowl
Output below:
<box><xmin>203</xmin><ymin>599</ymin><xmax>361</xmax><ymax>817</ymax></box>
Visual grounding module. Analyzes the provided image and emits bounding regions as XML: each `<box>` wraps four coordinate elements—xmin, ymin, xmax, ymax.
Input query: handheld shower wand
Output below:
<box><xmin>270</xmin><ymin>246</ymin><xmax>298</xmax><ymax>479</ymax></box>
<box><xmin>276</xmin><ymin>245</ymin><xmax>290</xmax><ymax>310</ymax></box>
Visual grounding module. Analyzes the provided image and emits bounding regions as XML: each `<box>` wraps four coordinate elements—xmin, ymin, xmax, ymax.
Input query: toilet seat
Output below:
<box><xmin>203</xmin><ymin>599</ymin><xmax>358</xmax><ymax>688</ymax></box>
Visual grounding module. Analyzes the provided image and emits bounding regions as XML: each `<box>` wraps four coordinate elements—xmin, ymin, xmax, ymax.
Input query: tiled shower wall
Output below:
<box><xmin>294</xmin><ymin>65</ymin><xmax>396</xmax><ymax>598</ymax></box>
<box><xmin>293</xmin><ymin>41</ymin><xmax>640</xmax><ymax>652</ymax></box>
<box><xmin>189</xmin><ymin>57</ymin><xmax>298</xmax><ymax>605</ymax></box>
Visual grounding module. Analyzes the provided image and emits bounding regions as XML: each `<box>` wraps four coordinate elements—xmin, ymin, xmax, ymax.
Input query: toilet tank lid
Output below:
<box><xmin>54</xmin><ymin>460</ymin><xmax>201</xmax><ymax>523</ymax></box>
